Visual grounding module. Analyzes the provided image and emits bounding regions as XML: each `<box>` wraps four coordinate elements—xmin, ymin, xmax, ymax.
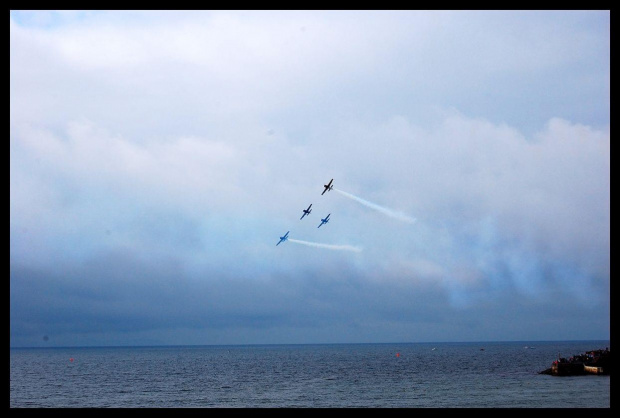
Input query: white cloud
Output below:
<box><xmin>10</xmin><ymin>111</ymin><xmax>609</xmax><ymax>285</ymax></box>
<box><xmin>10</xmin><ymin>10</ymin><xmax>610</xmax><ymax>345</ymax></box>
<box><xmin>11</xmin><ymin>11</ymin><xmax>609</xmax><ymax>137</ymax></box>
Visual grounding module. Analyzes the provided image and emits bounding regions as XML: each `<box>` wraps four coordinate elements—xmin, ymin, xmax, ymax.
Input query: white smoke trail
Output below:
<box><xmin>288</xmin><ymin>238</ymin><xmax>362</xmax><ymax>252</ymax></box>
<box><xmin>334</xmin><ymin>189</ymin><xmax>416</xmax><ymax>224</ymax></box>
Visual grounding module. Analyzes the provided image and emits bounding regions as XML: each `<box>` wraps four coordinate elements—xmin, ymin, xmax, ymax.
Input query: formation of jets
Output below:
<box><xmin>277</xmin><ymin>178</ymin><xmax>334</xmax><ymax>246</ymax></box>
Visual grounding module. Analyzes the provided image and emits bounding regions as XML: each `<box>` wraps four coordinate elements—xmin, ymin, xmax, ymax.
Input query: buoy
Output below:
<box><xmin>69</xmin><ymin>358</ymin><xmax>74</xmax><ymax>362</ymax></box>
<box><xmin>396</xmin><ymin>352</ymin><xmax>400</xmax><ymax>357</ymax></box>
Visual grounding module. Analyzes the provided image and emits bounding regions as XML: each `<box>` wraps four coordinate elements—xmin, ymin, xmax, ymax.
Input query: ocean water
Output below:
<box><xmin>10</xmin><ymin>340</ymin><xmax>610</xmax><ymax>408</ymax></box>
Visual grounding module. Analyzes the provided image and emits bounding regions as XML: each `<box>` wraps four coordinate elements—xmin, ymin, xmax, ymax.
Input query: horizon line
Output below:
<box><xmin>9</xmin><ymin>338</ymin><xmax>611</xmax><ymax>350</ymax></box>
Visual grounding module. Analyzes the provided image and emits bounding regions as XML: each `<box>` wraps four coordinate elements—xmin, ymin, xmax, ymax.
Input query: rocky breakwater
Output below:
<box><xmin>539</xmin><ymin>347</ymin><xmax>610</xmax><ymax>376</ymax></box>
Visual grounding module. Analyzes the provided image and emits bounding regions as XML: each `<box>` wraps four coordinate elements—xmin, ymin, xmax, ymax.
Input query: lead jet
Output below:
<box><xmin>322</xmin><ymin>179</ymin><xmax>334</xmax><ymax>195</ymax></box>
<box><xmin>276</xmin><ymin>231</ymin><xmax>289</xmax><ymax>246</ymax></box>
<box><xmin>300</xmin><ymin>204</ymin><xmax>312</xmax><ymax>220</ymax></box>
<box><xmin>317</xmin><ymin>214</ymin><xmax>330</xmax><ymax>228</ymax></box>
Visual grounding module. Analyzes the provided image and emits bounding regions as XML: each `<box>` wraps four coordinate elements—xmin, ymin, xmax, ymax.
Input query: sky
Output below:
<box><xmin>10</xmin><ymin>10</ymin><xmax>610</xmax><ymax>347</ymax></box>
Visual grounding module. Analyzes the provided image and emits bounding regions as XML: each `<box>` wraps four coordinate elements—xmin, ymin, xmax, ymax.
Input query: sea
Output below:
<box><xmin>10</xmin><ymin>340</ymin><xmax>610</xmax><ymax>408</ymax></box>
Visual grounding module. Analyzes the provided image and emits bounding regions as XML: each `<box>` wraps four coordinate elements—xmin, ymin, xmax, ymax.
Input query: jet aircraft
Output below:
<box><xmin>321</xmin><ymin>179</ymin><xmax>334</xmax><ymax>195</ymax></box>
<box><xmin>276</xmin><ymin>231</ymin><xmax>289</xmax><ymax>246</ymax></box>
<box><xmin>318</xmin><ymin>214</ymin><xmax>330</xmax><ymax>228</ymax></box>
<box><xmin>300</xmin><ymin>204</ymin><xmax>312</xmax><ymax>220</ymax></box>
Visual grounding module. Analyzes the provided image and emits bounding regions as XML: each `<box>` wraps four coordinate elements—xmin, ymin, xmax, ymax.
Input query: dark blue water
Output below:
<box><xmin>10</xmin><ymin>340</ymin><xmax>610</xmax><ymax>408</ymax></box>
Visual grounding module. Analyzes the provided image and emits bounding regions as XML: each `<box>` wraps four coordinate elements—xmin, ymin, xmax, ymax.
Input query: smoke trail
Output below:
<box><xmin>288</xmin><ymin>238</ymin><xmax>362</xmax><ymax>252</ymax></box>
<box><xmin>334</xmin><ymin>189</ymin><xmax>416</xmax><ymax>224</ymax></box>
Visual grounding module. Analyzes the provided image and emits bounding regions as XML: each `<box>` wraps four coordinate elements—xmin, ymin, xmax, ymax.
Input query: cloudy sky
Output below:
<box><xmin>10</xmin><ymin>10</ymin><xmax>610</xmax><ymax>347</ymax></box>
